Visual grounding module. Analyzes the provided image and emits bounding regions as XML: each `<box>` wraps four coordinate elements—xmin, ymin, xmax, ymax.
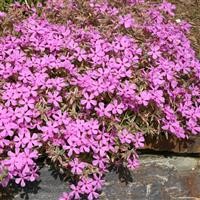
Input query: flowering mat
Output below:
<box><xmin>0</xmin><ymin>0</ymin><xmax>200</xmax><ymax>200</ymax></box>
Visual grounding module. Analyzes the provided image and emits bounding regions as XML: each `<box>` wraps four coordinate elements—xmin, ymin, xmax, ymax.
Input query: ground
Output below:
<box><xmin>170</xmin><ymin>0</ymin><xmax>200</xmax><ymax>58</ymax></box>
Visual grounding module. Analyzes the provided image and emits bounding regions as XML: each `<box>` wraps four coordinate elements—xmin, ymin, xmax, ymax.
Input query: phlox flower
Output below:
<box><xmin>59</xmin><ymin>192</ymin><xmax>71</xmax><ymax>200</ymax></box>
<box><xmin>78</xmin><ymin>176</ymin><xmax>93</xmax><ymax>194</ymax></box>
<box><xmin>0</xmin><ymin>11</ymin><xmax>6</xmax><ymax>19</ymax></box>
<box><xmin>47</xmin><ymin>91</ymin><xmax>62</xmax><ymax>107</ymax></box>
<box><xmin>22</xmin><ymin>132</ymin><xmax>41</xmax><ymax>149</ymax></box>
<box><xmin>70</xmin><ymin>184</ymin><xmax>81</xmax><ymax>199</ymax></box>
<box><xmin>19</xmin><ymin>98</ymin><xmax>35</xmax><ymax>109</ymax></box>
<box><xmin>137</xmin><ymin>91</ymin><xmax>151</xmax><ymax>106</ymax></box>
<box><xmin>159</xmin><ymin>0</ymin><xmax>176</xmax><ymax>16</ymax></box>
<box><xmin>95</xmin><ymin>102</ymin><xmax>112</xmax><ymax>118</ymax></box>
<box><xmin>0</xmin><ymin>134</ymin><xmax>9</xmax><ymax>149</ymax></box>
<box><xmin>41</xmin><ymin>121</ymin><xmax>59</xmax><ymax>141</ymax></box>
<box><xmin>88</xmin><ymin>188</ymin><xmax>99</xmax><ymax>200</ymax></box>
<box><xmin>64</xmin><ymin>139</ymin><xmax>80</xmax><ymax>157</ymax></box>
<box><xmin>127</xmin><ymin>155</ymin><xmax>140</xmax><ymax>170</ymax></box>
<box><xmin>86</xmin><ymin>119</ymin><xmax>99</xmax><ymax>135</ymax></box>
<box><xmin>92</xmin><ymin>154</ymin><xmax>109</xmax><ymax>169</ymax></box>
<box><xmin>81</xmin><ymin>92</ymin><xmax>97</xmax><ymax>109</ymax></box>
<box><xmin>15</xmin><ymin>106</ymin><xmax>33</xmax><ymax>123</ymax></box>
<box><xmin>118</xmin><ymin>129</ymin><xmax>133</xmax><ymax>144</ymax></box>
<box><xmin>69</xmin><ymin>158</ymin><xmax>86</xmax><ymax>175</ymax></box>
<box><xmin>119</xmin><ymin>14</ymin><xmax>135</xmax><ymax>28</ymax></box>
<box><xmin>187</xmin><ymin>119</ymin><xmax>200</xmax><ymax>135</ymax></box>
<box><xmin>132</xmin><ymin>132</ymin><xmax>145</xmax><ymax>148</ymax></box>
<box><xmin>7</xmin><ymin>148</ymin><xmax>24</xmax><ymax>171</ymax></box>
<box><xmin>15</xmin><ymin>172</ymin><xmax>27</xmax><ymax>187</ymax></box>
<box><xmin>93</xmin><ymin>174</ymin><xmax>105</xmax><ymax>190</ymax></box>
<box><xmin>52</xmin><ymin>110</ymin><xmax>70</xmax><ymax>126</ymax></box>
<box><xmin>150</xmin><ymin>89</ymin><xmax>165</xmax><ymax>106</ymax></box>
<box><xmin>109</xmin><ymin>100</ymin><xmax>125</xmax><ymax>115</ymax></box>
<box><xmin>148</xmin><ymin>45</ymin><xmax>161</xmax><ymax>59</ymax></box>
<box><xmin>162</xmin><ymin>121</ymin><xmax>185</xmax><ymax>138</ymax></box>
<box><xmin>74</xmin><ymin>47</ymin><xmax>87</xmax><ymax>62</ymax></box>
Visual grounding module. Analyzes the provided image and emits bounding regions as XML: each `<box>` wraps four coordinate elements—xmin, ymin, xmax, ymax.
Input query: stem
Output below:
<box><xmin>24</xmin><ymin>0</ymin><xmax>31</xmax><ymax>9</ymax></box>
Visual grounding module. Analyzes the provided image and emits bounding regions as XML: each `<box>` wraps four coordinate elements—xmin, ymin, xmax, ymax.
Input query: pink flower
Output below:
<box><xmin>52</xmin><ymin>110</ymin><xmax>70</xmax><ymax>126</ymax></box>
<box><xmin>148</xmin><ymin>45</ymin><xmax>161</xmax><ymax>59</ymax></box>
<box><xmin>92</xmin><ymin>155</ymin><xmax>109</xmax><ymax>169</ymax></box>
<box><xmin>78</xmin><ymin>177</ymin><xmax>93</xmax><ymax>194</ymax></box>
<box><xmin>93</xmin><ymin>141</ymin><xmax>109</xmax><ymax>157</ymax></box>
<box><xmin>81</xmin><ymin>93</ymin><xmax>97</xmax><ymax>109</ymax></box>
<box><xmin>138</xmin><ymin>91</ymin><xmax>151</xmax><ymax>106</ymax></box>
<box><xmin>86</xmin><ymin>119</ymin><xmax>99</xmax><ymax>135</ymax></box>
<box><xmin>15</xmin><ymin>106</ymin><xmax>33</xmax><ymax>123</ymax></box>
<box><xmin>119</xmin><ymin>14</ymin><xmax>135</xmax><ymax>28</ymax></box>
<box><xmin>70</xmin><ymin>184</ymin><xmax>81</xmax><ymax>199</ymax></box>
<box><xmin>162</xmin><ymin>121</ymin><xmax>185</xmax><ymax>138</ymax></box>
<box><xmin>19</xmin><ymin>98</ymin><xmax>35</xmax><ymax>109</ymax></box>
<box><xmin>7</xmin><ymin>148</ymin><xmax>24</xmax><ymax>170</ymax></box>
<box><xmin>95</xmin><ymin>102</ymin><xmax>112</xmax><ymax>118</ymax></box>
<box><xmin>132</xmin><ymin>132</ymin><xmax>145</xmax><ymax>148</ymax></box>
<box><xmin>64</xmin><ymin>139</ymin><xmax>80</xmax><ymax>157</ymax></box>
<box><xmin>150</xmin><ymin>89</ymin><xmax>165</xmax><ymax>106</ymax></box>
<box><xmin>75</xmin><ymin>47</ymin><xmax>87</xmax><ymax>62</ymax></box>
<box><xmin>15</xmin><ymin>173</ymin><xmax>27</xmax><ymax>187</ymax></box>
<box><xmin>93</xmin><ymin>174</ymin><xmax>105</xmax><ymax>190</ymax></box>
<box><xmin>109</xmin><ymin>100</ymin><xmax>125</xmax><ymax>115</ymax></box>
<box><xmin>88</xmin><ymin>188</ymin><xmax>99</xmax><ymax>200</ymax></box>
<box><xmin>59</xmin><ymin>192</ymin><xmax>71</xmax><ymax>200</ymax></box>
<box><xmin>41</xmin><ymin>121</ymin><xmax>59</xmax><ymax>141</ymax></box>
<box><xmin>0</xmin><ymin>11</ymin><xmax>6</xmax><ymax>19</ymax></box>
<box><xmin>22</xmin><ymin>132</ymin><xmax>41</xmax><ymax>149</ymax></box>
<box><xmin>0</xmin><ymin>134</ymin><xmax>9</xmax><ymax>149</ymax></box>
<box><xmin>23</xmin><ymin>149</ymin><xmax>38</xmax><ymax>166</ymax></box>
<box><xmin>119</xmin><ymin>129</ymin><xmax>133</xmax><ymax>144</ymax></box>
<box><xmin>48</xmin><ymin>91</ymin><xmax>62</xmax><ymax>107</ymax></box>
<box><xmin>159</xmin><ymin>0</ymin><xmax>176</xmax><ymax>16</ymax></box>
<box><xmin>14</xmin><ymin>131</ymin><xmax>25</xmax><ymax>148</ymax></box>
<box><xmin>69</xmin><ymin>158</ymin><xmax>86</xmax><ymax>175</ymax></box>
<box><xmin>127</xmin><ymin>155</ymin><xmax>140</xmax><ymax>170</ymax></box>
<box><xmin>187</xmin><ymin>119</ymin><xmax>200</xmax><ymax>135</ymax></box>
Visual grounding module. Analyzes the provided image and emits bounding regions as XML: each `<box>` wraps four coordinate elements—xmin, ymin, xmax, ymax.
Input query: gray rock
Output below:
<box><xmin>6</xmin><ymin>155</ymin><xmax>200</xmax><ymax>200</ymax></box>
<box><xmin>169</xmin><ymin>157</ymin><xmax>199</xmax><ymax>171</ymax></box>
<box><xmin>14</xmin><ymin>166</ymin><xmax>68</xmax><ymax>200</ymax></box>
<box><xmin>101</xmin><ymin>155</ymin><xmax>200</xmax><ymax>200</ymax></box>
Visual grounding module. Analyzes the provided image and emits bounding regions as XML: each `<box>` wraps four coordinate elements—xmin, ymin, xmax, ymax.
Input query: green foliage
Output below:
<box><xmin>0</xmin><ymin>0</ymin><xmax>12</xmax><ymax>11</ymax></box>
<box><xmin>0</xmin><ymin>0</ymin><xmax>43</xmax><ymax>10</ymax></box>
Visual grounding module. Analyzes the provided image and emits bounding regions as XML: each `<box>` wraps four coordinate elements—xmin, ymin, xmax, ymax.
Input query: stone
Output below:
<box><xmin>142</xmin><ymin>135</ymin><xmax>200</xmax><ymax>154</ymax></box>
<box><xmin>101</xmin><ymin>155</ymin><xmax>200</xmax><ymax>200</ymax></box>
<box><xmin>4</xmin><ymin>155</ymin><xmax>198</xmax><ymax>200</ymax></box>
<box><xmin>6</xmin><ymin>165</ymin><xmax>69</xmax><ymax>200</ymax></box>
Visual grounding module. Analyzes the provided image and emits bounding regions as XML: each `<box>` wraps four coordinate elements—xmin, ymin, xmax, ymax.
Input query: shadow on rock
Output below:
<box><xmin>112</xmin><ymin>164</ymin><xmax>133</xmax><ymax>184</ymax></box>
<box><xmin>0</xmin><ymin>180</ymin><xmax>41</xmax><ymax>200</ymax></box>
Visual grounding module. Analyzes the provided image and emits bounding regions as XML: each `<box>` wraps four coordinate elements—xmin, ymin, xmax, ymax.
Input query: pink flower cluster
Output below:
<box><xmin>0</xmin><ymin>0</ymin><xmax>199</xmax><ymax>199</ymax></box>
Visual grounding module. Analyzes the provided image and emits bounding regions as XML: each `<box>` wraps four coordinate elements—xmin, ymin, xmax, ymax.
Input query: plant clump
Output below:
<box><xmin>0</xmin><ymin>0</ymin><xmax>199</xmax><ymax>199</ymax></box>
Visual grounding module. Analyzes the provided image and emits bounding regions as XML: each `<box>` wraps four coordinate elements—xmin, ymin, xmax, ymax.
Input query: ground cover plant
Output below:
<box><xmin>0</xmin><ymin>0</ymin><xmax>200</xmax><ymax>199</ymax></box>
